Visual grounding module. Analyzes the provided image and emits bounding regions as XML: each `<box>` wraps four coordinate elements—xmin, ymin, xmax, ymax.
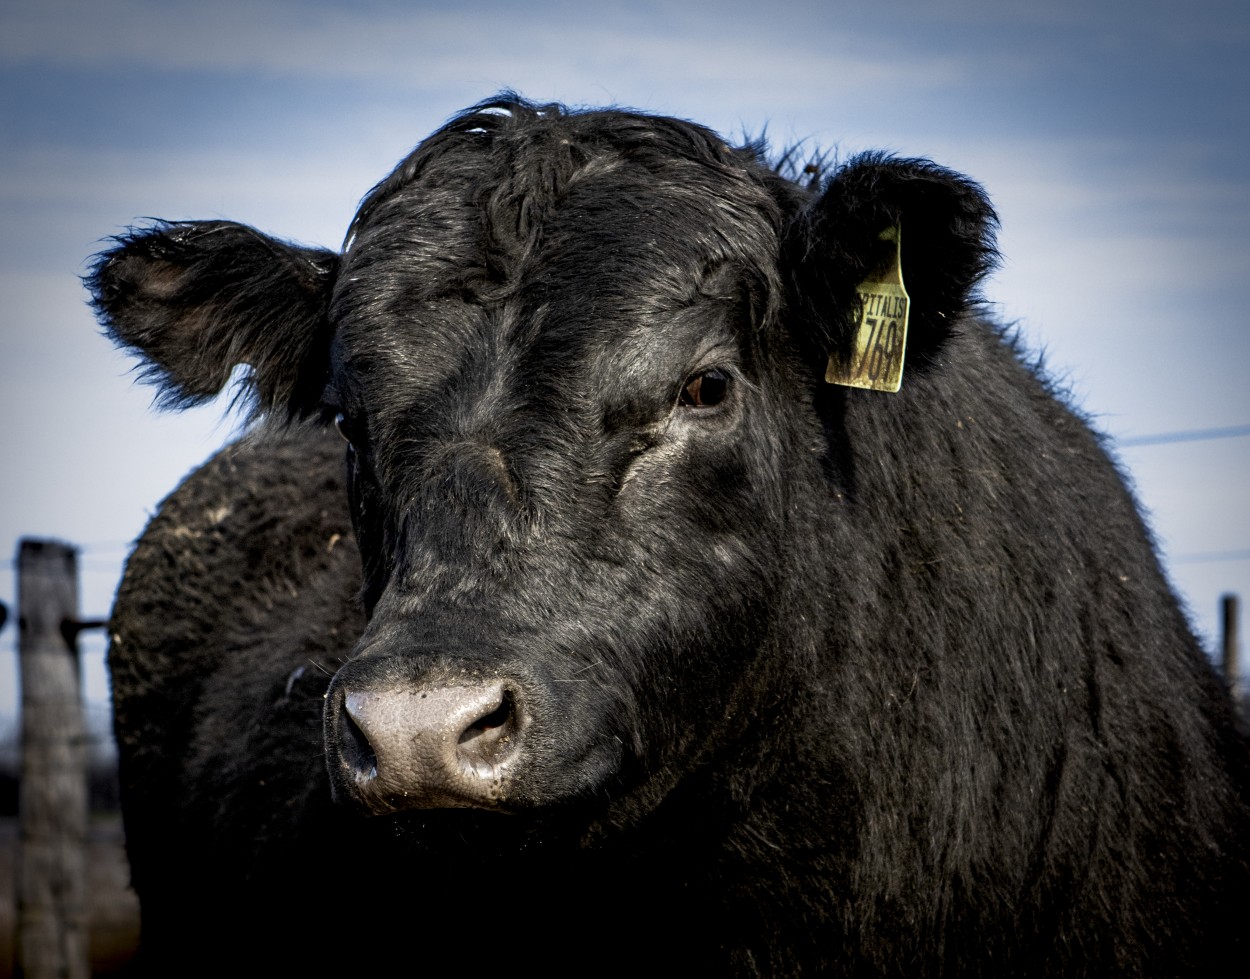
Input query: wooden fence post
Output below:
<box><xmin>15</xmin><ymin>539</ymin><xmax>89</xmax><ymax>979</ymax></box>
<box><xmin>1222</xmin><ymin>593</ymin><xmax>1240</xmax><ymax>697</ymax></box>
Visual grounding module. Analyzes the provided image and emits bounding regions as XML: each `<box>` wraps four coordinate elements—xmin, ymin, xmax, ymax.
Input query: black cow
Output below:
<box><xmin>89</xmin><ymin>96</ymin><xmax>1250</xmax><ymax>977</ymax></box>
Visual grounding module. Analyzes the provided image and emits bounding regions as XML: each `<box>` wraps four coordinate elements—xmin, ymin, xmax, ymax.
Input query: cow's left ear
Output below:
<box><xmin>783</xmin><ymin>152</ymin><xmax>998</xmax><ymax>381</ymax></box>
<box><xmin>87</xmin><ymin>220</ymin><xmax>339</xmax><ymax>420</ymax></box>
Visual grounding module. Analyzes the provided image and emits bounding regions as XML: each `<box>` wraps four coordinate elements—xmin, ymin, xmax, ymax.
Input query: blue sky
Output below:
<box><xmin>1</xmin><ymin>0</ymin><xmax>1247</xmax><ymax>738</ymax></box>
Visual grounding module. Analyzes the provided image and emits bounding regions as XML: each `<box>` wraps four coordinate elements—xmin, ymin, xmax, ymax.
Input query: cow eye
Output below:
<box><xmin>678</xmin><ymin>368</ymin><xmax>730</xmax><ymax>409</ymax></box>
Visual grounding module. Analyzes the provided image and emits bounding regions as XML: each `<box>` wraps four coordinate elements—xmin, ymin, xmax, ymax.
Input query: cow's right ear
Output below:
<box><xmin>87</xmin><ymin>220</ymin><xmax>339</xmax><ymax>420</ymax></box>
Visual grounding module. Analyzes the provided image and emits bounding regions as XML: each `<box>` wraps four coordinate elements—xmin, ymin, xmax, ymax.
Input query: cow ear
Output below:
<box><xmin>784</xmin><ymin>152</ymin><xmax>998</xmax><ymax>382</ymax></box>
<box><xmin>87</xmin><ymin>220</ymin><xmax>339</xmax><ymax>420</ymax></box>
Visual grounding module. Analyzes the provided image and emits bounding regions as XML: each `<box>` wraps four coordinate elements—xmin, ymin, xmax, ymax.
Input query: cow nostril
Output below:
<box><xmin>458</xmin><ymin>689</ymin><xmax>519</xmax><ymax>773</ymax></box>
<box><xmin>338</xmin><ymin>700</ymin><xmax>379</xmax><ymax>783</ymax></box>
<box><xmin>463</xmin><ymin>691</ymin><xmax>513</xmax><ymax>735</ymax></box>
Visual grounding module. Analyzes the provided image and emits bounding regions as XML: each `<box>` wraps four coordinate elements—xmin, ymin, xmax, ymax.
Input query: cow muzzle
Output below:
<box><xmin>324</xmin><ymin>673</ymin><xmax>527</xmax><ymax>814</ymax></box>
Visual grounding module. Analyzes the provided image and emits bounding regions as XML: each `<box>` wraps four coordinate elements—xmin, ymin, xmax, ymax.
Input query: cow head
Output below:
<box><xmin>89</xmin><ymin>96</ymin><xmax>995</xmax><ymax>832</ymax></box>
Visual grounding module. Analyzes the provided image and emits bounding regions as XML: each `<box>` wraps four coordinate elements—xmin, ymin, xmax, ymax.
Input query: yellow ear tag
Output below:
<box><xmin>825</xmin><ymin>223</ymin><xmax>910</xmax><ymax>393</ymax></box>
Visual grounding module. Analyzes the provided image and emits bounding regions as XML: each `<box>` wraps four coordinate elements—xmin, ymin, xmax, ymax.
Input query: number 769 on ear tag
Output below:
<box><xmin>825</xmin><ymin>224</ymin><xmax>910</xmax><ymax>393</ymax></box>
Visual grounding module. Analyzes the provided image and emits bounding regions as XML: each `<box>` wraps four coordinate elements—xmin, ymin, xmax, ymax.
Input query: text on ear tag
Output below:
<box><xmin>825</xmin><ymin>223</ymin><xmax>910</xmax><ymax>393</ymax></box>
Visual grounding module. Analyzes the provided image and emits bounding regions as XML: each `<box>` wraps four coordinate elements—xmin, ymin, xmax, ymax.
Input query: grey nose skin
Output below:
<box><xmin>331</xmin><ymin>682</ymin><xmax>524</xmax><ymax>813</ymax></box>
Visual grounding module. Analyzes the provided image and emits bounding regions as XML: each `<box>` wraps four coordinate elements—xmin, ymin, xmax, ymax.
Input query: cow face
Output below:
<box><xmin>317</xmin><ymin>108</ymin><xmax>808</xmax><ymax>822</ymax></box>
<box><xmin>88</xmin><ymin>96</ymin><xmax>995</xmax><ymax>831</ymax></box>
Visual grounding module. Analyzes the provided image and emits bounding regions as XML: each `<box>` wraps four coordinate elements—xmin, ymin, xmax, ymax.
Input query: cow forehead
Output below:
<box><xmin>330</xmin><ymin>160</ymin><xmax>779</xmax><ymax>395</ymax></box>
<box><xmin>336</xmin><ymin>165</ymin><xmax>782</xmax><ymax>307</ymax></box>
<box><xmin>334</xmin><ymin>106</ymin><xmax>784</xmax><ymax>299</ymax></box>
<box><xmin>324</xmin><ymin>107</ymin><xmax>789</xmax><ymax>425</ymax></box>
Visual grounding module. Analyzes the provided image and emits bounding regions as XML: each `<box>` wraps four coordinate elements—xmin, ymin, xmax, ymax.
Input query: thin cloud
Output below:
<box><xmin>1</xmin><ymin>0</ymin><xmax>969</xmax><ymax>107</ymax></box>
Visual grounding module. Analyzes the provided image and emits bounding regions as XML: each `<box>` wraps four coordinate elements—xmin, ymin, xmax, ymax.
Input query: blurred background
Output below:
<box><xmin>1</xmin><ymin>0</ymin><xmax>1246</xmax><ymax>814</ymax></box>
